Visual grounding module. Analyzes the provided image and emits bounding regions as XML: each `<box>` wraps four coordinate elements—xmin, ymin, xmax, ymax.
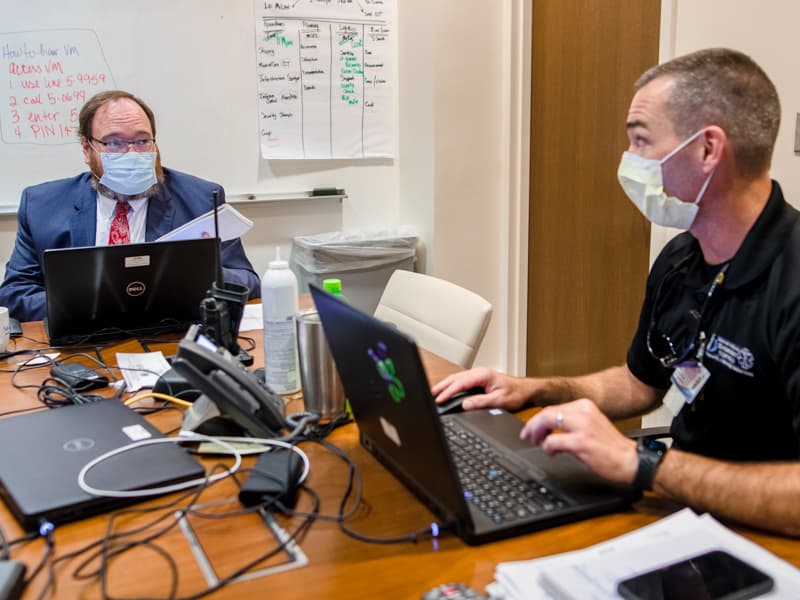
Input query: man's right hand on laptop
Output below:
<box><xmin>432</xmin><ymin>367</ymin><xmax>536</xmax><ymax>412</ymax></box>
<box><xmin>520</xmin><ymin>399</ymin><xmax>638</xmax><ymax>485</ymax></box>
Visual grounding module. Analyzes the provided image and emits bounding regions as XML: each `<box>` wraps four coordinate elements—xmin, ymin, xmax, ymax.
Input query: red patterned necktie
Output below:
<box><xmin>108</xmin><ymin>201</ymin><xmax>131</xmax><ymax>245</ymax></box>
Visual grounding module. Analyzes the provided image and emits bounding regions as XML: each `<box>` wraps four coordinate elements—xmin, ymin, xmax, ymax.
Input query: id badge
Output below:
<box><xmin>663</xmin><ymin>360</ymin><xmax>711</xmax><ymax>416</ymax></box>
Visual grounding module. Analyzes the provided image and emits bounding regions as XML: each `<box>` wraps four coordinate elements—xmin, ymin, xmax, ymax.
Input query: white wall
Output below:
<box><xmin>650</xmin><ymin>0</ymin><xmax>800</xmax><ymax>264</ymax></box>
<box><xmin>645</xmin><ymin>0</ymin><xmax>800</xmax><ymax>427</ymax></box>
<box><xmin>0</xmin><ymin>0</ymin><xmax>529</xmax><ymax>373</ymax></box>
<box><xmin>428</xmin><ymin>0</ymin><xmax>529</xmax><ymax>375</ymax></box>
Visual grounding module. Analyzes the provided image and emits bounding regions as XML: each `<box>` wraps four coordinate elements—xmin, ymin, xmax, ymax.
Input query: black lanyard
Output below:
<box><xmin>647</xmin><ymin>259</ymin><xmax>729</xmax><ymax>369</ymax></box>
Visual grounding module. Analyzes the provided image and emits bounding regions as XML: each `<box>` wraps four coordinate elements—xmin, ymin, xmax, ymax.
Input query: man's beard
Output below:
<box><xmin>91</xmin><ymin>178</ymin><xmax>161</xmax><ymax>202</ymax></box>
<box><xmin>88</xmin><ymin>152</ymin><xmax>165</xmax><ymax>201</ymax></box>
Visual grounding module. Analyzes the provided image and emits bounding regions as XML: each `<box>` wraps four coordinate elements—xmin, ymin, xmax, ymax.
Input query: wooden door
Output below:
<box><xmin>527</xmin><ymin>1</ymin><xmax>660</xmax><ymax>405</ymax></box>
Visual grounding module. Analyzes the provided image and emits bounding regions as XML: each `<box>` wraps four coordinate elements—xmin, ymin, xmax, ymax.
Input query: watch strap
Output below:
<box><xmin>633</xmin><ymin>440</ymin><xmax>667</xmax><ymax>491</ymax></box>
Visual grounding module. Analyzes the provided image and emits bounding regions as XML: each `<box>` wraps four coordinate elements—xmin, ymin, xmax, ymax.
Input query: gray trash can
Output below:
<box><xmin>290</xmin><ymin>227</ymin><xmax>417</xmax><ymax>314</ymax></box>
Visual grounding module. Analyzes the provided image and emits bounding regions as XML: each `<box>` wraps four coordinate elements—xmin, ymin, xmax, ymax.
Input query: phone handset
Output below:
<box><xmin>172</xmin><ymin>325</ymin><xmax>286</xmax><ymax>438</ymax></box>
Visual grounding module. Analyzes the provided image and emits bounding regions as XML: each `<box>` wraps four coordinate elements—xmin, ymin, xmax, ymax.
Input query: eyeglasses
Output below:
<box><xmin>89</xmin><ymin>137</ymin><xmax>156</xmax><ymax>153</ymax></box>
<box><xmin>646</xmin><ymin>314</ymin><xmax>697</xmax><ymax>369</ymax></box>
<box><xmin>646</xmin><ymin>260</ymin><xmax>729</xmax><ymax>369</ymax></box>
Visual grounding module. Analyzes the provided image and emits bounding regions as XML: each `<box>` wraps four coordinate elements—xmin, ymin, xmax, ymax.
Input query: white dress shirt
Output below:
<box><xmin>95</xmin><ymin>193</ymin><xmax>149</xmax><ymax>245</ymax></box>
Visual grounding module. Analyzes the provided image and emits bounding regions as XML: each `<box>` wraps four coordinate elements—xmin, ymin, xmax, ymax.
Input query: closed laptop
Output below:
<box><xmin>0</xmin><ymin>400</ymin><xmax>205</xmax><ymax>531</ymax></box>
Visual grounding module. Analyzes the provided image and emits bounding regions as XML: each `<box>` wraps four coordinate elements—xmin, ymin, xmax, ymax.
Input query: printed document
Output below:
<box><xmin>490</xmin><ymin>508</ymin><xmax>800</xmax><ymax>599</ymax></box>
<box><xmin>157</xmin><ymin>204</ymin><xmax>253</xmax><ymax>243</ymax></box>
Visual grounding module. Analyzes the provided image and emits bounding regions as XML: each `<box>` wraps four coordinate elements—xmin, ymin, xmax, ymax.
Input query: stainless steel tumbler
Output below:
<box><xmin>295</xmin><ymin>309</ymin><xmax>346</xmax><ymax>420</ymax></box>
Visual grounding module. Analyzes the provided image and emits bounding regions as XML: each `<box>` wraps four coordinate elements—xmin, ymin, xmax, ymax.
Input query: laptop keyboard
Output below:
<box><xmin>443</xmin><ymin>419</ymin><xmax>567</xmax><ymax>523</ymax></box>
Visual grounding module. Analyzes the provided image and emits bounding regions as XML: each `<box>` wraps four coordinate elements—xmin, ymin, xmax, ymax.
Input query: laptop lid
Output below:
<box><xmin>43</xmin><ymin>238</ymin><xmax>218</xmax><ymax>345</ymax></box>
<box><xmin>310</xmin><ymin>283</ymin><xmax>637</xmax><ymax>545</ymax></box>
<box><xmin>0</xmin><ymin>400</ymin><xmax>205</xmax><ymax>531</ymax></box>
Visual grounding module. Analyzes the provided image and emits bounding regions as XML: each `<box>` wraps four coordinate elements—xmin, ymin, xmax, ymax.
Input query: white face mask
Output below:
<box><xmin>98</xmin><ymin>151</ymin><xmax>158</xmax><ymax>196</ymax></box>
<box><xmin>617</xmin><ymin>129</ymin><xmax>714</xmax><ymax>230</ymax></box>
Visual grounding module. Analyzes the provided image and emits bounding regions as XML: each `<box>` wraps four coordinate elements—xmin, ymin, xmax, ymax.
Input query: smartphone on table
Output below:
<box><xmin>617</xmin><ymin>549</ymin><xmax>774</xmax><ymax>600</ymax></box>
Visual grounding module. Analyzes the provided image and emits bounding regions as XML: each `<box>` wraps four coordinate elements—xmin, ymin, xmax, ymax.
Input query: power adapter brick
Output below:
<box><xmin>50</xmin><ymin>362</ymin><xmax>109</xmax><ymax>390</ymax></box>
<box><xmin>238</xmin><ymin>449</ymin><xmax>303</xmax><ymax>510</ymax></box>
<box><xmin>0</xmin><ymin>560</ymin><xmax>26</xmax><ymax>600</ymax></box>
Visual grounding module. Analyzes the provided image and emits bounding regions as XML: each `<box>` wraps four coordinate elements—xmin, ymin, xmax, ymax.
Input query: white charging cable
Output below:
<box><xmin>77</xmin><ymin>433</ymin><xmax>242</xmax><ymax>498</ymax></box>
<box><xmin>192</xmin><ymin>435</ymin><xmax>311</xmax><ymax>484</ymax></box>
<box><xmin>77</xmin><ymin>432</ymin><xmax>310</xmax><ymax>498</ymax></box>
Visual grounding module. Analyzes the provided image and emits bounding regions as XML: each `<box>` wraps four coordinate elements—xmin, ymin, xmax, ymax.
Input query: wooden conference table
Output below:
<box><xmin>1</xmin><ymin>320</ymin><xmax>799</xmax><ymax>599</ymax></box>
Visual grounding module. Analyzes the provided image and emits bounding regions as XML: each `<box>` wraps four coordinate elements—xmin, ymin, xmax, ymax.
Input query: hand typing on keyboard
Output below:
<box><xmin>519</xmin><ymin>399</ymin><xmax>638</xmax><ymax>486</ymax></box>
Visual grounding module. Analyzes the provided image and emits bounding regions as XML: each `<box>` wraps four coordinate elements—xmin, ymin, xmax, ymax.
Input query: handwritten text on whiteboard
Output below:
<box><xmin>0</xmin><ymin>29</ymin><xmax>115</xmax><ymax>145</ymax></box>
<box><xmin>255</xmin><ymin>0</ymin><xmax>394</xmax><ymax>159</ymax></box>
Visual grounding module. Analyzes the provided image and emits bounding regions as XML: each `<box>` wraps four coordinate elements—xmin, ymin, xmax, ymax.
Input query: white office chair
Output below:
<box><xmin>374</xmin><ymin>270</ymin><xmax>493</xmax><ymax>368</ymax></box>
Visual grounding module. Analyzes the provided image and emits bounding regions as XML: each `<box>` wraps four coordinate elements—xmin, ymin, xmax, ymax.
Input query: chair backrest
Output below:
<box><xmin>373</xmin><ymin>270</ymin><xmax>492</xmax><ymax>368</ymax></box>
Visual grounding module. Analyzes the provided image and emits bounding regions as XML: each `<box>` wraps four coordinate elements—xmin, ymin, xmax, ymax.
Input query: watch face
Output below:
<box><xmin>643</xmin><ymin>438</ymin><xmax>668</xmax><ymax>454</ymax></box>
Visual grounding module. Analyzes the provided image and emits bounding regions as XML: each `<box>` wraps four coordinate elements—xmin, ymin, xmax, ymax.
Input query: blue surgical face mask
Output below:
<box><xmin>98</xmin><ymin>151</ymin><xmax>158</xmax><ymax>196</ymax></box>
<box><xmin>617</xmin><ymin>129</ymin><xmax>714</xmax><ymax>230</ymax></box>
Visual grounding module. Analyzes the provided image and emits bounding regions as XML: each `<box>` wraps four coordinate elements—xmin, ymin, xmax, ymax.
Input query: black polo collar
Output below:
<box><xmin>677</xmin><ymin>181</ymin><xmax>798</xmax><ymax>291</ymax></box>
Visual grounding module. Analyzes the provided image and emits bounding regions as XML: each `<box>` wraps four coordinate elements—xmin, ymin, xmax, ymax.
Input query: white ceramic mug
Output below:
<box><xmin>0</xmin><ymin>307</ymin><xmax>9</xmax><ymax>353</ymax></box>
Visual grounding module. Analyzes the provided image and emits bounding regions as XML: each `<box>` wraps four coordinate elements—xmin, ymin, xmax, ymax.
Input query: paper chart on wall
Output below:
<box><xmin>255</xmin><ymin>0</ymin><xmax>394</xmax><ymax>160</ymax></box>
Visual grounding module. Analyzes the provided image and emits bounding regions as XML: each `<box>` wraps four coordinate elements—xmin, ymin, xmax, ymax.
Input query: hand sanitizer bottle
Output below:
<box><xmin>261</xmin><ymin>247</ymin><xmax>300</xmax><ymax>394</ymax></box>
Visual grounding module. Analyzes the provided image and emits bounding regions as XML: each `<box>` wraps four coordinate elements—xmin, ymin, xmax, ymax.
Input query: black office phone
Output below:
<box><xmin>172</xmin><ymin>325</ymin><xmax>286</xmax><ymax>438</ymax></box>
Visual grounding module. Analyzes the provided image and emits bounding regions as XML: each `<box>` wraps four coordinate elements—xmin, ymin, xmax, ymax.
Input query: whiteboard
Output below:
<box><xmin>0</xmin><ymin>0</ymin><xmax>396</xmax><ymax>209</ymax></box>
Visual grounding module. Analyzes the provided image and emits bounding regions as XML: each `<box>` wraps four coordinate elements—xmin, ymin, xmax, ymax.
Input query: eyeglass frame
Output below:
<box><xmin>646</xmin><ymin>258</ymin><xmax>729</xmax><ymax>369</ymax></box>
<box><xmin>88</xmin><ymin>137</ymin><xmax>156</xmax><ymax>153</ymax></box>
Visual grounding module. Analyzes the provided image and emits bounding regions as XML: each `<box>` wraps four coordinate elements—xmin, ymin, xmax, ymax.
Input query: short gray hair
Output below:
<box><xmin>636</xmin><ymin>48</ymin><xmax>780</xmax><ymax>179</ymax></box>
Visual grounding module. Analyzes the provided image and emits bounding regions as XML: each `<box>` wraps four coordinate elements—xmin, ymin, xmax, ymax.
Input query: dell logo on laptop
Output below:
<box><xmin>64</xmin><ymin>438</ymin><xmax>95</xmax><ymax>452</ymax></box>
<box><xmin>126</xmin><ymin>282</ymin><xmax>146</xmax><ymax>296</ymax></box>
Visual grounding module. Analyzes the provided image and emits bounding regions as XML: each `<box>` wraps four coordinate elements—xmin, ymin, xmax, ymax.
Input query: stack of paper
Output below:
<box><xmin>488</xmin><ymin>508</ymin><xmax>800</xmax><ymax>599</ymax></box>
<box><xmin>156</xmin><ymin>203</ymin><xmax>253</xmax><ymax>242</ymax></box>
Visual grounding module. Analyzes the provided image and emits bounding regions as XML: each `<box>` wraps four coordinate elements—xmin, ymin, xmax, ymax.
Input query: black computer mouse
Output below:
<box><xmin>436</xmin><ymin>386</ymin><xmax>486</xmax><ymax>415</ymax></box>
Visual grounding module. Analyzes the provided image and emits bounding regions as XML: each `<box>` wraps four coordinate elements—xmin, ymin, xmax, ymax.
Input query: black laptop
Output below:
<box><xmin>42</xmin><ymin>238</ymin><xmax>218</xmax><ymax>346</ymax></box>
<box><xmin>0</xmin><ymin>400</ymin><xmax>205</xmax><ymax>531</ymax></box>
<box><xmin>310</xmin><ymin>284</ymin><xmax>639</xmax><ymax>545</ymax></box>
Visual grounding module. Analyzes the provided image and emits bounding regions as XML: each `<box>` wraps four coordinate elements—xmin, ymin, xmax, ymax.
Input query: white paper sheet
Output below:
<box><xmin>491</xmin><ymin>509</ymin><xmax>800</xmax><ymax>600</ymax></box>
<box><xmin>238</xmin><ymin>303</ymin><xmax>264</xmax><ymax>333</ymax></box>
<box><xmin>116</xmin><ymin>351</ymin><xmax>171</xmax><ymax>392</ymax></box>
<box><xmin>156</xmin><ymin>203</ymin><xmax>253</xmax><ymax>243</ymax></box>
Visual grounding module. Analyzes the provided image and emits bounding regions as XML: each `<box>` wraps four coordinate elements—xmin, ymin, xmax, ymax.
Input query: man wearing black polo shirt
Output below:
<box><xmin>433</xmin><ymin>48</ymin><xmax>800</xmax><ymax>536</ymax></box>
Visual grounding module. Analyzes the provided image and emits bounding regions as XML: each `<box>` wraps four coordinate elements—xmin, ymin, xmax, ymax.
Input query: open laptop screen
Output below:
<box><xmin>43</xmin><ymin>238</ymin><xmax>218</xmax><ymax>345</ymax></box>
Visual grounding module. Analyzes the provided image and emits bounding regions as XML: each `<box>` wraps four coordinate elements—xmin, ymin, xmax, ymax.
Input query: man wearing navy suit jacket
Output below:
<box><xmin>0</xmin><ymin>90</ymin><xmax>260</xmax><ymax>322</ymax></box>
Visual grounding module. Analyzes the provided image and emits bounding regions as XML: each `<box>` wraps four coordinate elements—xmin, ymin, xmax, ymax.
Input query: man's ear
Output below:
<box><xmin>700</xmin><ymin>126</ymin><xmax>726</xmax><ymax>173</ymax></box>
<box><xmin>80</xmin><ymin>136</ymin><xmax>92</xmax><ymax>166</ymax></box>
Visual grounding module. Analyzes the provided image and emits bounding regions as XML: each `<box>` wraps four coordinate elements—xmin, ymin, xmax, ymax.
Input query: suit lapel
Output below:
<box><xmin>145</xmin><ymin>185</ymin><xmax>175</xmax><ymax>241</ymax></box>
<box><xmin>69</xmin><ymin>180</ymin><xmax>98</xmax><ymax>247</ymax></box>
